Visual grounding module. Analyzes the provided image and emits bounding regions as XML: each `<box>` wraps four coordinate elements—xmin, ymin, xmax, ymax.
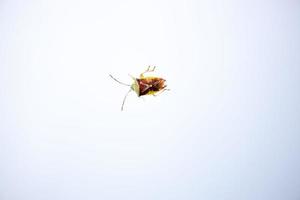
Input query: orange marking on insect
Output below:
<box><xmin>109</xmin><ymin>66</ymin><xmax>169</xmax><ymax>111</ymax></box>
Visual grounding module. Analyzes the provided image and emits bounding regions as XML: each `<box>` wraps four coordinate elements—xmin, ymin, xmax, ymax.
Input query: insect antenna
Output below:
<box><xmin>121</xmin><ymin>89</ymin><xmax>132</xmax><ymax>111</ymax></box>
<box><xmin>109</xmin><ymin>74</ymin><xmax>131</xmax><ymax>87</ymax></box>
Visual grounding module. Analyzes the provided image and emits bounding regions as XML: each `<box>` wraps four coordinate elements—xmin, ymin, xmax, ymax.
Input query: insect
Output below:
<box><xmin>109</xmin><ymin>66</ymin><xmax>169</xmax><ymax>111</ymax></box>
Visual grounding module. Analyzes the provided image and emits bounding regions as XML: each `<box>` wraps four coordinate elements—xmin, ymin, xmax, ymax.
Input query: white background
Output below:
<box><xmin>0</xmin><ymin>0</ymin><xmax>300</xmax><ymax>199</ymax></box>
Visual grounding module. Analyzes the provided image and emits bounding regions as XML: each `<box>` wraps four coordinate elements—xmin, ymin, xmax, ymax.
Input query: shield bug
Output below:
<box><xmin>109</xmin><ymin>66</ymin><xmax>169</xmax><ymax>111</ymax></box>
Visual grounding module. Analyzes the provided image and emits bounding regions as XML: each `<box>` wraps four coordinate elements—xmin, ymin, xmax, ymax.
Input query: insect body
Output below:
<box><xmin>109</xmin><ymin>66</ymin><xmax>169</xmax><ymax>111</ymax></box>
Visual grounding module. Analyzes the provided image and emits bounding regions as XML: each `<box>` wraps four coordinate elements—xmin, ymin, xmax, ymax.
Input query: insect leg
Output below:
<box><xmin>153</xmin><ymin>88</ymin><xmax>170</xmax><ymax>97</ymax></box>
<box><xmin>140</xmin><ymin>66</ymin><xmax>156</xmax><ymax>78</ymax></box>
<box><xmin>121</xmin><ymin>89</ymin><xmax>132</xmax><ymax>111</ymax></box>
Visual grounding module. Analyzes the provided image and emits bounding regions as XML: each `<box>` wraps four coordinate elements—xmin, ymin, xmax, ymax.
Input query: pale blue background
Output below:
<box><xmin>0</xmin><ymin>0</ymin><xmax>300</xmax><ymax>199</ymax></box>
